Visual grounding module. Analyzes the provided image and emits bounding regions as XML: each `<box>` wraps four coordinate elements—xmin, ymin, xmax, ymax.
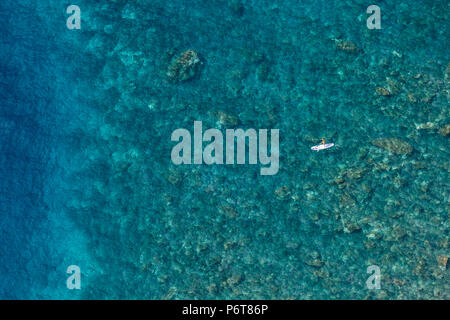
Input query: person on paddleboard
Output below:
<box><xmin>311</xmin><ymin>139</ymin><xmax>334</xmax><ymax>151</ymax></box>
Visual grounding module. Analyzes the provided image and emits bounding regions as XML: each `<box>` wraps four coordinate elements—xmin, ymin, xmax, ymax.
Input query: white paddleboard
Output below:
<box><xmin>311</xmin><ymin>143</ymin><xmax>334</xmax><ymax>151</ymax></box>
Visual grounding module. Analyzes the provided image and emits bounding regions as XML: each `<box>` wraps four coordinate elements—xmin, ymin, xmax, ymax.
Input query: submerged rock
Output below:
<box><xmin>407</xmin><ymin>92</ymin><xmax>418</xmax><ymax>102</ymax></box>
<box><xmin>341</xmin><ymin>218</ymin><xmax>361</xmax><ymax>233</ymax></box>
<box><xmin>385</xmin><ymin>78</ymin><xmax>400</xmax><ymax>95</ymax></box>
<box><xmin>437</xmin><ymin>255</ymin><xmax>448</xmax><ymax>270</ymax></box>
<box><xmin>384</xmin><ymin>225</ymin><xmax>407</xmax><ymax>241</ymax></box>
<box><xmin>167</xmin><ymin>170</ymin><xmax>182</xmax><ymax>185</ymax></box>
<box><xmin>311</xmin><ymin>269</ymin><xmax>330</xmax><ymax>279</ymax></box>
<box><xmin>371</xmin><ymin>138</ymin><xmax>413</xmax><ymax>155</ymax></box>
<box><xmin>305</xmin><ymin>252</ymin><xmax>324</xmax><ymax>268</ymax></box>
<box><xmin>335</xmin><ymin>40</ymin><xmax>360</xmax><ymax>53</ymax></box>
<box><xmin>217</xmin><ymin>111</ymin><xmax>239</xmax><ymax>126</ymax></box>
<box><xmin>376</xmin><ymin>87</ymin><xmax>391</xmax><ymax>96</ymax></box>
<box><xmin>414</xmin><ymin>259</ymin><xmax>426</xmax><ymax>275</ymax></box>
<box><xmin>438</xmin><ymin>125</ymin><xmax>450</xmax><ymax>137</ymax></box>
<box><xmin>275</xmin><ymin>186</ymin><xmax>291</xmax><ymax>200</ymax></box>
<box><xmin>415</xmin><ymin>122</ymin><xmax>437</xmax><ymax>131</ymax></box>
<box><xmin>344</xmin><ymin>167</ymin><xmax>368</xmax><ymax>180</ymax></box>
<box><xmin>167</xmin><ymin>49</ymin><xmax>201</xmax><ymax>82</ymax></box>
<box><xmin>219</xmin><ymin>205</ymin><xmax>237</xmax><ymax>218</ymax></box>
<box><xmin>226</xmin><ymin>274</ymin><xmax>242</xmax><ymax>287</ymax></box>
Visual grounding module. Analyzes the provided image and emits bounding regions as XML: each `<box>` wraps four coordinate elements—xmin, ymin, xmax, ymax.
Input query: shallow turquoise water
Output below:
<box><xmin>0</xmin><ymin>0</ymin><xmax>448</xmax><ymax>299</ymax></box>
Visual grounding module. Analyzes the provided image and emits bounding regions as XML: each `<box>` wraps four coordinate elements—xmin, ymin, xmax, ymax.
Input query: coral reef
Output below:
<box><xmin>6</xmin><ymin>0</ymin><xmax>447</xmax><ymax>300</ymax></box>
<box><xmin>371</xmin><ymin>138</ymin><xmax>413</xmax><ymax>155</ymax></box>
<box><xmin>167</xmin><ymin>50</ymin><xmax>202</xmax><ymax>82</ymax></box>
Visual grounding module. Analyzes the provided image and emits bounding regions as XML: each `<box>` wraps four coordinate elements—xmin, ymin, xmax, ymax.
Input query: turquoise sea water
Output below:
<box><xmin>0</xmin><ymin>0</ymin><xmax>448</xmax><ymax>299</ymax></box>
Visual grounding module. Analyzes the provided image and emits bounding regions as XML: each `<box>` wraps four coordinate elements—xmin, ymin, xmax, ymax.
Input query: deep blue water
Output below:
<box><xmin>0</xmin><ymin>1</ymin><xmax>95</xmax><ymax>299</ymax></box>
<box><xmin>0</xmin><ymin>0</ymin><xmax>448</xmax><ymax>299</ymax></box>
